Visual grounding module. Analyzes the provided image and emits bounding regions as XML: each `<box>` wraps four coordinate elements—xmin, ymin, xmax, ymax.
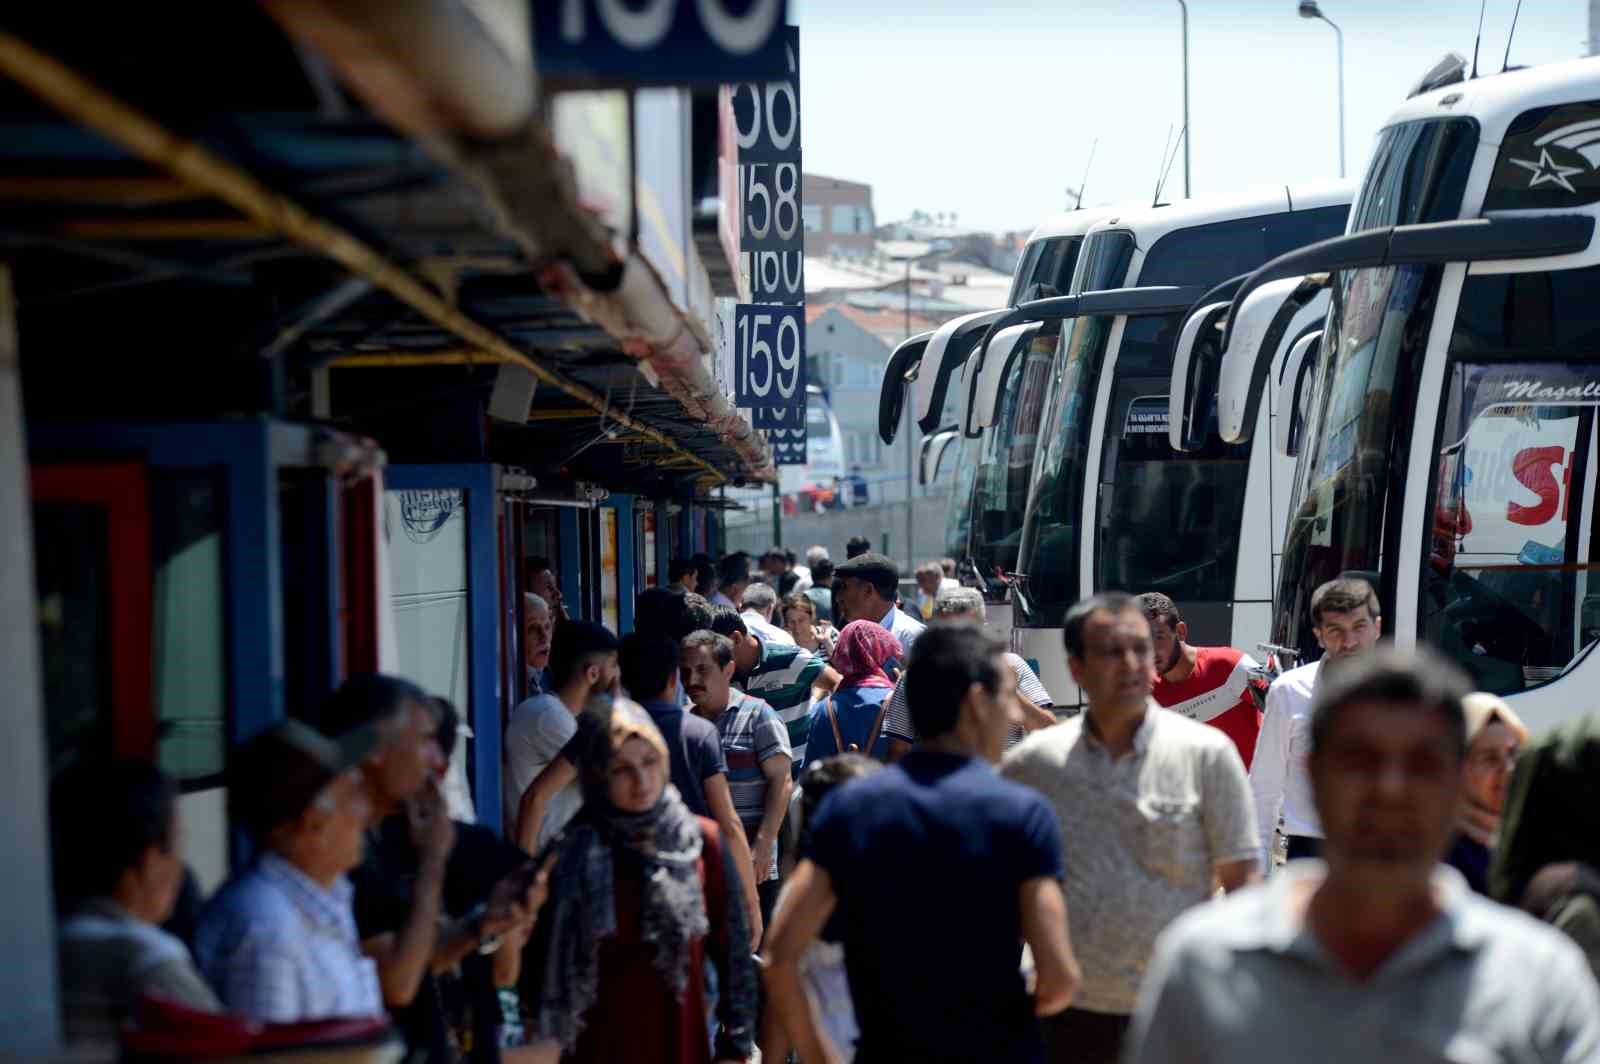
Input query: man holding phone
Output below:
<box><xmin>320</xmin><ymin>675</ymin><xmax>550</xmax><ymax>1061</ymax></box>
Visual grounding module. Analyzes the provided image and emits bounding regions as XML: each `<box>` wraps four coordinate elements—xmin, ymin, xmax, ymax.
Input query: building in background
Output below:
<box><xmin>803</xmin><ymin>173</ymin><xmax>876</xmax><ymax>259</ymax></box>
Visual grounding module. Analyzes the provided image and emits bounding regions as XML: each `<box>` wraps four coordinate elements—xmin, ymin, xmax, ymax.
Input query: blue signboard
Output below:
<box><xmin>734</xmin><ymin>304</ymin><xmax>806</xmax><ymax>411</ymax></box>
<box><xmin>764</xmin><ymin>425</ymin><xmax>808</xmax><ymax>466</ymax></box>
<box><xmin>750</xmin><ymin>249</ymin><xmax>804</xmax><ymax>305</ymax></box>
<box><xmin>750</xmin><ymin>402</ymin><xmax>804</xmax><ymax>429</ymax></box>
<box><xmin>731</xmin><ymin>27</ymin><xmax>800</xmax><ymax>163</ymax></box>
<box><xmin>737</xmin><ymin>26</ymin><xmax>802</xmax><ymax>255</ymax></box>
<box><xmin>537</xmin><ymin>0</ymin><xmax>789</xmax><ymax>86</ymax></box>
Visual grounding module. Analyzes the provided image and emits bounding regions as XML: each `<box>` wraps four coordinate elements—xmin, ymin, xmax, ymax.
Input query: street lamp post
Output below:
<box><xmin>1298</xmin><ymin>0</ymin><xmax>1345</xmax><ymax>178</ymax></box>
<box><xmin>1176</xmin><ymin>0</ymin><xmax>1190</xmax><ymax>198</ymax></box>
<box><xmin>903</xmin><ymin>256</ymin><xmax>914</xmax><ymax>569</ymax></box>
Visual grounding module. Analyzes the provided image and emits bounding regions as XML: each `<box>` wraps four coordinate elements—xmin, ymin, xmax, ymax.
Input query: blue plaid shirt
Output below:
<box><xmin>194</xmin><ymin>853</ymin><xmax>382</xmax><ymax>1023</ymax></box>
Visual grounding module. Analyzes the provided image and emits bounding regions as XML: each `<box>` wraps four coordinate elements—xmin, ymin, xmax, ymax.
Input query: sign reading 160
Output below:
<box><xmin>560</xmin><ymin>0</ymin><xmax>782</xmax><ymax>54</ymax></box>
<box><xmin>735</xmin><ymin>306</ymin><xmax>803</xmax><ymax>406</ymax></box>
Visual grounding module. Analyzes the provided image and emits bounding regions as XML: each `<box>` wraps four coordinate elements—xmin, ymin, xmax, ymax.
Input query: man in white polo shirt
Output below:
<box><xmin>1250</xmin><ymin>577</ymin><xmax>1381</xmax><ymax>872</ymax></box>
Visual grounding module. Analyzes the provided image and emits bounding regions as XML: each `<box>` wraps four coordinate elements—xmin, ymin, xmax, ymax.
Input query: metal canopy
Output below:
<box><xmin>0</xmin><ymin>7</ymin><xmax>767</xmax><ymax>495</ymax></box>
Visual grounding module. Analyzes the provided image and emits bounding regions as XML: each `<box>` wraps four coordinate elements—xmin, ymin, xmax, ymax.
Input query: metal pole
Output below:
<box><xmin>1332</xmin><ymin>18</ymin><xmax>1345</xmax><ymax>178</ymax></box>
<box><xmin>903</xmin><ymin>258</ymin><xmax>914</xmax><ymax>571</ymax></box>
<box><xmin>1177</xmin><ymin>0</ymin><xmax>1190</xmax><ymax>197</ymax></box>
<box><xmin>771</xmin><ymin>481</ymin><xmax>781</xmax><ymax>548</ymax></box>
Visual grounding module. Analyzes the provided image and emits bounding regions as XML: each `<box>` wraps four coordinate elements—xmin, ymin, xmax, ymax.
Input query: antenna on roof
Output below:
<box><xmin>1502</xmin><ymin>0</ymin><xmax>1524</xmax><ymax>72</ymax></box>
<box><xmin>1075</xmin><ymin>139</ymin><xmax>1099</xmax><ymax>210</ymax></box>
<box><xmin>1154</xmin><ymin>126</ymin><xmax>1187</xmax><ymax>208</ymax></box>
<box><xmin>1470</xmin><ymin>0</ymin><xmax>1487</xmax><ymax>78</ymax></box>
<box><xmin>1152</xmin><ymin>125</ymin><xmax>1174</xmax><ymax>206</ymax></box>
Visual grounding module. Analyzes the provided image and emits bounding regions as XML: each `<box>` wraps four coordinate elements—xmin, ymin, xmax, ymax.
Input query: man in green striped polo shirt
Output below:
<box><xmin>710</xmin><ymin>606</ymin><xmax>840</xmax><ymax>776</ymax></box>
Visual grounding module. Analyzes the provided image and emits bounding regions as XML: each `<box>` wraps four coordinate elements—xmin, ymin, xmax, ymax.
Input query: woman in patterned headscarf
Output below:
<box><xmin>802</xmin><ymin>621</ymin><xmax>903</xmax><ymax>762</ymax></box>
<box><xmin>523</xmin><ymin>697</ymin><xmax>755</xmax><ymax>1063</ymax></box>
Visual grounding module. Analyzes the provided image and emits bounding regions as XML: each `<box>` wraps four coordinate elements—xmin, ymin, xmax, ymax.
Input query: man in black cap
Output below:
<box><xmin>195</xmin><ymin>719</ymin><xmax>383</xmax><ymax>1022</ymax></box>
<box><xmin>835</xmin><ymin>551</ymin><xmax>926</xmax><ymax>659</ymax></box>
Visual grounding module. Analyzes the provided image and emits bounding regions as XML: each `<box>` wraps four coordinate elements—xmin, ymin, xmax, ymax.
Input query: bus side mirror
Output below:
<box><xmin>1274</xmin><ymin>329</ymin><xmax>1322</xmax><ymax>458</ymax></box>
<box><xmin>919</xmin><ymin>428</ymin><xmax>960</xmax><ymax>486</ymax></box>
<box><xmin>1168</xmin><ymin>301</ymin><xmax>1231</xmax><ymax>452</ymax></box>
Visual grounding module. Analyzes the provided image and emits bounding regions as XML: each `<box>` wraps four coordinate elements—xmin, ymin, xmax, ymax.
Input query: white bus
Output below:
<box><xmin>1005</xmin><ymin>184</ymin><xmax>1353</xmax><ymax>703</ymax></box>
<box><xmin>1217</xmin><ymin>55</ymin><xmax>1600</xmax><ymax>735</ymax></box>
<box><xmin>879</xmin><ymin>208</ymin><xmax>1117</xmax><ymax>640</ymax></box>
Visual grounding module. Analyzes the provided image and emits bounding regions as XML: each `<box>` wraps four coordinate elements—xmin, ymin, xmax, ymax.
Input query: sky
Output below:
<box><xmin>793</xmin><ymin>0</ymin><xmax>1594</xmax><ymax>232</ymax></box>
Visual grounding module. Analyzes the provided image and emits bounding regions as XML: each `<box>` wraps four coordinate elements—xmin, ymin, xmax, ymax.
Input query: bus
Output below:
<box><xmin>772</xmin><ymin>383</ymin><xmax>849</xmax><ymax>511</ymax></box>
<box><xmin>1224</xmin><ymin>56</ymin><xmax>1600</xmax><ymax>734</ymax></box>
<box><xmin>1005</xmin><ymin>184</ymin><xmax>1354</xmax><ymax>704</ymax></box>
<box><xmin>878</xmin><ymin>208</ymin><xmax>1117</xmax><ymax>640</ymax></box>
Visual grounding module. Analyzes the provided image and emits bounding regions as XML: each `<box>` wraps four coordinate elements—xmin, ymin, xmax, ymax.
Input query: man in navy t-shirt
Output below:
<box><xmin>763</xmin><ymin>622</ymin><xmax>1082</xmax><ymax>1062</ymax></box>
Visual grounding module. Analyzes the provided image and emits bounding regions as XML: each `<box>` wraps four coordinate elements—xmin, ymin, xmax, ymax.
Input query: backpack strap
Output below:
<box><xmin>825</xmin><ymin>695</ymin><xmax>849</xmax><ymax>752</ymax></box>
<box><xmin>866</xmin><ymin>697</ymin><xmax>892</xmax><ymax>757</ymax></box>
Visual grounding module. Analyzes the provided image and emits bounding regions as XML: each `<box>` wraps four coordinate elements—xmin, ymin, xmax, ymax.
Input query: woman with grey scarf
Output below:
<box><xmin>522</xmin><ymin>697</ymin><xmax>756</xmax><ymax>1063</ymax></box>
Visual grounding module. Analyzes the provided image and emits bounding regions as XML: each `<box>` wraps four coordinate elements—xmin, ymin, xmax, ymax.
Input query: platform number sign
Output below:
<box><xmin>762</xmin><ymin>425</ymin><xmax>808</xmax><ymax>466</ymax></box>
<box><xmin>734</xmin><ymin>305</ymin><xmax>805</xmax><ymax>412</ymax></box>
<box><xmin>750</xmin><ymin>403</ymin><xmax>803</xmax><ymax>429</ymax></box>
<box><xmin>736</xmin><ymin>27</ymin><xmax>803</xmax><ymax>257</ymax></box>
<box><xmin>751</xmin><ymin>248</ymin><xmax>804</xmax><ymax>305</ymax></box>
<box><xmin>538</xmin><ymin>0</ymin><xmax>788</xmax><ymax>86</ymax></box>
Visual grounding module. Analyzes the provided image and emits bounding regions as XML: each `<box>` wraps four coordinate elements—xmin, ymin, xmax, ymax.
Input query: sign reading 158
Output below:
<box><xmin>734</xmin><ymin>305</ymin><xmax>805</xmax><ymax>410</ymax></box>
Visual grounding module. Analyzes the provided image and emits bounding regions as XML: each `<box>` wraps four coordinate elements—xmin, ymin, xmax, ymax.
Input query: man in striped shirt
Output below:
<box><xmin>884</xmin><ymin>590</ymin><xmax>1056</xmax><ymax>759</ymax></box>
<box><xmin>682</xmin><ymin>629</ymin><xmax>793</xmax><ymax>925</ymax></box>
<box><xmin>710</xmin><ymin>607</ymin><xmax>838</xmax><ymax>775</ymax></box>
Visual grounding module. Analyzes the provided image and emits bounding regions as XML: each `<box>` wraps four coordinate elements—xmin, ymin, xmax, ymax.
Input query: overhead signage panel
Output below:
<box><xmin>763</xmin><ymin>424</ymin><xmax>808</xmax><ymax>466</ymax></box>
<box><xmin>734</xmin><ymin>304</ymin><xmax>806</xmax><ymax>411</ymax></box>
<box><xmin>537</xmin><ymin>0</ymin><xmax>789</xmax><ymax>87</ymax></box>
<box><xmin>750</xmin><ymin>402</ymin><xmax>804</xmax><ymax>428</ymax></box>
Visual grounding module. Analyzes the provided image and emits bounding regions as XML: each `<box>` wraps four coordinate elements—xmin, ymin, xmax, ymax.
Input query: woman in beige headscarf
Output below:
<box><xmin>1445</xmin><ymin>692</ymin><xmax>1529</xmax><ymax>894</ymax></box>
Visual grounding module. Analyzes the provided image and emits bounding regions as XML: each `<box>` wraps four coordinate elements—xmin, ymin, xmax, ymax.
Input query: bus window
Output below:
<box><xmin>1421</xmin><ymin>265</ymin><xmax>1600</xmax><ymax>694</ymax></box>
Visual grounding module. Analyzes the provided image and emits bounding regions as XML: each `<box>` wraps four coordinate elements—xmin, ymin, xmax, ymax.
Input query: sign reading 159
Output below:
<box><xmin>734</xmin><ymin>305</ymin><xmax>805</xmax><ymax>410</ymax></box>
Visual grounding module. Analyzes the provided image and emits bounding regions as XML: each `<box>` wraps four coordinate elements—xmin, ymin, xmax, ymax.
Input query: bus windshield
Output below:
<box><xmin>943</xmin><ymin>430</ymin><xmax>981</xmax><ymax>561</ymax></box>
<box><xmin>1008</xmin><ymin>235</ymin><xmax>1087</xmax><ymax>305</ymax></box>
<box><xmin>1419</xmin><ymin>266</ymin><xmax>1600</xmax><ymax>695</ymax></box>
<box><xmin>967</xmin><ymin>331</ymin><xmax>1057</xmax><ymax>596</ymax></box>
<box><xmin>1274</xmin><ymin>117</ymin><xmax>1478</xmax><ymax>657</ymax></box>
<box><xmin>1015</xmin><ymin>206</ymin><xmax>1349</xmax><ymax>627</ymax></box>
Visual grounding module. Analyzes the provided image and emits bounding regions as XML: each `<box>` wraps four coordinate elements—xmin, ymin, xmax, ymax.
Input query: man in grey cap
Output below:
<box><xmin>194</xmin><ymin>719</ymin><xmax>385</xmax><ymax>1023</ymax></box>
<box><xmin>835</xmin><ymin>551</ymin><xmax>925</xmax><ymax>658</ymax></box>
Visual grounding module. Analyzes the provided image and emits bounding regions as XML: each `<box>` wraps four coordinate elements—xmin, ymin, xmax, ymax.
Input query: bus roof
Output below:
<box><xmin>1380</xmin><ymin>55</ymin><xmax>1600</xmax><ymax>142</ymax></box>
<box><xmin>1078</xmin><ymin>181</ymin><xmax>1356</xmax><ymax>254</ymax></box>
<box><xmin>1023</xmin><ymin>205</ymin><xmax>1122</xmax><ymax>246</ymax></box>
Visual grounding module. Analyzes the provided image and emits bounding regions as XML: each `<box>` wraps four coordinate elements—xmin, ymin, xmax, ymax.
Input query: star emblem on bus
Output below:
<box><xmin>1508</xmin><ymin>148</ymin><xmax>1585</xmax><ymax>193</ymax></box>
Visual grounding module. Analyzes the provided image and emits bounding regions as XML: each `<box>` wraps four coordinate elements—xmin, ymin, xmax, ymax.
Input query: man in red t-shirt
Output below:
<box><xmin>1136</xmin><ymin>592</ymin><xmax>1263</xmax><ymax>769</ymax></box>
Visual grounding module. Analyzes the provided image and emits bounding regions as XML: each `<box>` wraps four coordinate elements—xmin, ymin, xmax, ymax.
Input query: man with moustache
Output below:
<box><xmin>1250</xmin><ymin>577</ymin><xmax>1382</xmax><ymax>871</ymax></box>
<box><xmin>1001</xmin><ymin>593</ymin><xmax>1258</xmax><ymax>1064</ymax></box>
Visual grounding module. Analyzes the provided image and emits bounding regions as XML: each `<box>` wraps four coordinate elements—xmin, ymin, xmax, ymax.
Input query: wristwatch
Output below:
<box><xmin>465</xmin><ymin>903</ymin><xmax>503</xmax><ymax>955</ymax></box>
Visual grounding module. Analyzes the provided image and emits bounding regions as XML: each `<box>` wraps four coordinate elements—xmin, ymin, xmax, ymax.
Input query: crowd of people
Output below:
<box><xmin>49</xmin><ymin>542</ymin><xmax>1600</xmax><ymax>1062</ymax></box>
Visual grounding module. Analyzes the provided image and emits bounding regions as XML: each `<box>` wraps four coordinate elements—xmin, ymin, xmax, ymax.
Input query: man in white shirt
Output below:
<box><xmin>1250</xmin><ymin>576</ymin><xmax>1381</xmax><ymax>872</ymax></box>
<box><xmin>506</xmin><ymin>621</ymin><xmax>619</xmax><ymax>851</ymax></box>
<box><xmin>741</xmin><ymin>582</ymin><xmax>796</xmax><ymax>646</ymax></box>
<box><xmin>835</xmin><ymin>552</ymin><xmax>925</xmax><ymax>659</ymax></box>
